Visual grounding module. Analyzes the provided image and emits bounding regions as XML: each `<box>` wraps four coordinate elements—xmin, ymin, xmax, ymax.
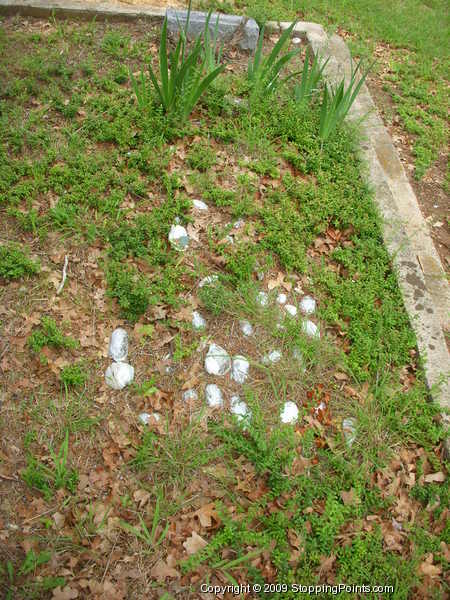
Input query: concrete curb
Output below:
<box><xmin>1</xmin><ymin>3</ymin><xmax>448</xmax><ymax>453</ymax></box>
<box><xmin>0</xmin><ymin>0</ymin><xmax>166</xmax><ymax>21</ymax></box>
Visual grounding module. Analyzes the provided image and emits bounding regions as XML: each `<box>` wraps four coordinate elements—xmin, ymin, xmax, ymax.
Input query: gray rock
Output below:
<box><xmin>205</xmin><ymin>343</ymin><xmax>231</xmax><ymax>376</ymax></box>
<box><xmin>108</xmin><ymin>327</ymin><xmax>128</xmax><ymax>362</ymax></box>
<box><xmin>205</xmin><ymin>384</ymin><xmax>224</xmax><ymax>408</ymax></box>
<box><xmin>239</xmin><ymin>319</ymin><xmax>253</xmax><ymax>337</ymax></box>
<box><xmin>166</xmin><ymin>9</ymin><xmax>259</xmax><ymax>50</ymax></box>
<box><xmin>192</xmin><ymin>310</ymin><xmax>206</xmax><ymax>330</ymax></box>
<box><xmin>342</xmin><ymin>418</ymin><xmax>357</xmax><ymax>446</ymax></box>
<box><xmin>262</xmin><ymin>350</ymin><xmax>282</xmax><ymax>364</ymax></box>
<box><xmin>302</xmin><ymin>320</ymin><xmax>320</xmax><ymax>338</ymax></box>
<box><xmin>300</xmin><ymin>296</ymin><xmax>316</xmax><ymax>315</ymax></box>
<box><xmin>285</xmin><ymin>304</ymin><xmax>298</xmax><ymax>317</ymax></box>
<box><xmin>230</xmin><ymin>395</ymin><xmax>251</xmax><ymax>422</ymax></box>
<box><xmin>139</xmin><ymin>412</ymin><xmax>161</xmax><ymax>425</ymax></box>
<box><xmin>199</xmin><ymin>274</ymin><xmax>219</xmax><ymax>288</ymax></box>
<box><xmin>168</xmin><ymin>224</ymin><xmax>189</xmax><ymax>250</ymax></box>
<box><xmin>193</xmin><ymin>199</ymin><xmax>208</xmax><ymax>211</ymax></box>
<box><xmin>280</xmin><ymin>401</ymin><xmax>299</xmax><ymax>424</ymax></box>
<box><xmin>105</xmin><ymin>362</ymin><xmax>134</xmax><ymax>390</ymax></box>
<box><xmin>257</xmin><ymin>291</ymin><xmax>269</xmax><ymax>306</ymax></box>
<box><xmin>233</xmin><ymin>219</ymin><xmax>245</xmax><ymax>229</ymax></box>
<box><xmin>276</xmin><ymin>292</ymin><xmax>287</xmax><ymax>305</ymax></box>
<box><xmin>182</xmin><ymin>389</ymin><xmax>198</xmax><ymax>402</ymax></box>
<box><xmin>231</xmin><ymin>355</ymin><xmax>249</xmax><ymax>384</ymax></box>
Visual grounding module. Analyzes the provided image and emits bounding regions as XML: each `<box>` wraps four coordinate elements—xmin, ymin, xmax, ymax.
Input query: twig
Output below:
<box><xmin>101</xmin><ymin>540</ymin><xmax>117</xmax><ymax>584</ymax></box>
<box><xmin>0</xmin><ymin>473</ymin><xmax>18</xmax><ymax>481</ymax></box>
<box><xmin>56</xmin><ymin>255</ymin><xmax>69</xmax><ymax>295</ymax></box>
<box><xmin>22</xmin><ymin>506</ymin><xmax>58</xmax><ymax>523</ymax></box>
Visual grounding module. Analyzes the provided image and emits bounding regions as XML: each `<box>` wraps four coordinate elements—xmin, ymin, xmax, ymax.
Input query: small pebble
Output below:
<box><xmin>342</xmin><ymin>418</ymin><xmax>357</xmax><ymax>446</ymax></box>
<box><xmin>108</xmin><ymin>327</ymin><xmax>128</xmax><ymax>362</ymax></box>
<box><xmin>205</xmin><ymin>343</ymin><xmax>231</xmax><ymax>376</ymax></box>
<box><xmin>257</xmin><ymin>291</ymin><xmax>269</xmax><ymax>306</ymax></box>
<box><xmin>192</xmin><ymin>310</ymin><xmax>206</xmax><ymax>330</ymax></box>
<box><xmin>263</xmin><ymin>350</ymin><xmax>282</xmax><ymax>364</ymax></box>
<box><xmin>300</xmin><ymin>296</ymin><xmax>316</xmax><ymax>315</ymax></box>
<box><xmin>138</xmin><ymin>412</ymin><xmax>160</xmax><ymax>425</ymax></box>
<box><xmin>285</xmin><ymin>304</ymin><xmax>297</xmax><ymax>317</ymax></box>
<box><xmin>182</xmin><ymin>389</ymin><xmax>198</xmax><ymax>402</ymax></box>
<box><xmin>205</xmin><ymin>384</ymin><xmax>224</xmax><ymax>408</ymax></box>
<box><xmin>239</xmin><ymin>319</ymin><xmax>253</xmax><ymax>337</ymax></box>
<box><xmin>281</xmin><ymin>401</ymin><xmax>299</xmax><ymax>424</ymax></box>
<box><xmin>231</xmin><ymin>355</ymin><xmax>250</xmax><ymax>384</ymax></box>
<box><xmin>193</xmin><ymin>199</ymin><xmax>208</xmax><ymax>210</ymax></box>
<box><xmin>292</xmin><ymin>37</ymin><xmax>302</xmax><ymax>44</ymax></box>
<box><xmin>230</xmin><ymin>395</ymin><xmax>251</xmax><ymax>422</ymax></box>
<box><xmin>302</xmin><ymin>320</ymin><xmax>320</xmax><ymax>338</ymax></box>
<box><xmin>105</xmin><ymin>362</ymin><xmax>134</xmax><ymax>390</ymax></box>
<box><xmin>233</xmin><ymin>219</ymin><xmax>245</xmax><ymax>229</ymax></box>
<box><xmin>199</xmin><ymin>274</ymin><xmax>219</xmax><ymax>288</ymax></box>
<box><xmin>168</xmin><ymin>224</ymin><xmax>189</xmax><ymax>250</ymax></box>
<box><xmin>276</xmin><ymin>293</ymin><xmax>287</xmax><ymax>305</ymax></box>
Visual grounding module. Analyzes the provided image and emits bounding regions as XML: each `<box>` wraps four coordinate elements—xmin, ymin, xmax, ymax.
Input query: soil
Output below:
<box><xmin>367</xmin><ymin>76</ymin><xmax>450</xmax><ymax>272</ymax></box>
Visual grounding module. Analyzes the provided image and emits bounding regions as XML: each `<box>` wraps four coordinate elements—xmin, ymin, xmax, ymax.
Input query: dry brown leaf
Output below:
<box><xmin>267</xmin><ymin>271</ymin><xmax>285</xmax><ymax>290</ymax></box>
<box><xmin>334</xmin><ymin>372</ymin><xmax>349</xmax><ymax>381</ymax></box>
<box><xmin>150</xmin><ymin>559</ymin><xmax>180</xmax><ymax>582</ymax></box>
<box><xmin>52</xmin><ymin>512</ymin><xmax>65</xmax><ymax>529</ymax></box>
<box><xmin>133</xmin><ymin>489</ymin><xmax>151</xmax><ymax>509</ymax></box>
<box><xmin>194</xmin><ymin>503</ymin><xmax>218</xmax><ymax>528</ymax></box>
<box><xmin>183</xmin><ymin>531</ymin><xmax>208</xmax><ymax>555</ymax></box>
<box><xmin>424</xmin><ymin>472</ymin><xmax>445</xmax><ymax>484</ymax></box>
<box><xmin>419</xmin><ymin>554</ymin><xmax>442</xmax><ymax>577</ymax></box>
<box><xmin>319</xmin><ymin>554</ymin><xmax>336</xmax><ymax>575</ymax></box>
<box><xmin>340</xmin><ymin>489</ymin><xmax>360</xmax><ymax>506</ymax></box>
<box><xmin>52</xmin><ymin>586</ymin><xmax>79</xmax><ymax>600</ymax></box>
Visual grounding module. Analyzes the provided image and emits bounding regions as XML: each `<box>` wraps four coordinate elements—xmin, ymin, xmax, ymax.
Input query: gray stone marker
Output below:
<box><xmin>166</xmin><ymin>9</ymin><xmax>259</xmax><ymax>51</ymax></box>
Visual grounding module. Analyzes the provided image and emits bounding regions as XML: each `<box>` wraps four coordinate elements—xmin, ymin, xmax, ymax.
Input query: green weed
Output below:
<box><xmin>21</xmin><ymin>430</ymin><xmax>79</xmax><ymax>499</ymax></box>
<box><xmin>0</xmin><ymin>243</ymin><xmax>40</xmax><ymax>279</ymax></box>
<box><xmin>28</xmin><ymin>317</ymin><xmax>78</xmax><ymax>363</ymax></box>
<box><xmin>60</xmin><ymin>362</ymin><xmax>89</xmax><ymax>389</ymax></box>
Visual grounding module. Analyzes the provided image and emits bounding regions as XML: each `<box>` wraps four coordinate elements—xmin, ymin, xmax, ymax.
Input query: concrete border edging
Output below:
<box><xmin>0</xmin><ymin>2</ymin><xmax>448</xmax><ymax>453</ymax></box>
<box><xmin>0</xmin><ymin>0</ymin><xmax>166</xmax><ymax>21</ymax></box>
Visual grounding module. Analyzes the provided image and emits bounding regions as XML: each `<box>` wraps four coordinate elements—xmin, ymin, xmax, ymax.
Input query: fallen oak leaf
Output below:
<box><xmin>194</xmin><ymin>502</ymin><xmax>218</xmax><ymax>528</ymax></box>
<box><xmin>419</xmin><ymin>554</ymin><xmax>442</xmax><ymax>578</ymax></box>
<box><xmin>340</xmin><ymin>489</ymin><xmax>360</xmax><ymax>506</ymax></box>
<box><xmin>183</xmin><ymin>531</ymin><xmax>208</xmax><ymax>555</ymax></box>
<box><xmin>133</xmin><ymin>489</ymin><xmax>151</xmax><ymax>509</ymax></box>
<box><xmin>150</xmin><ymin>559</ymin><xmax>180</xmax><ymax>582</ymax></box>
<box><xmin>424</xmin><ymin>472</ymin><xmax>446</xmax><ymax>484</ymax></box>
<box><xmin>52</xmin><ymin>586</ymin><xmax>79</xmax><ymax>600</ymax></box>
<box><xmin>319</xmin><ymin>554</ymin><xmax>336</xmax><ymax>576</ymax></box>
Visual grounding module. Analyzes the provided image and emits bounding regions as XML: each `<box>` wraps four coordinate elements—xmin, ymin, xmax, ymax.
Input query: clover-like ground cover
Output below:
<box><xmin>0</xmin><ymin>16</ymin><xmax>447</xmax><ymax>600</ymax></box>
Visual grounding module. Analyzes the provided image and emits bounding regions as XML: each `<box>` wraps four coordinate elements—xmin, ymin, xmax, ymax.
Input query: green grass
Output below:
<box><xmin>0</xmin><ymin>243</ymin><xmax>40</xmax><ymax>279</ymax></box>
<box><xmin>21</xmin><ymin>431</ymin><xmax>79</xmax><ymax>500</ymax></box>
<box><xmin>195</xmin><ymin>0</ymin><xmax>449</xmax><ymax>181</ymax></box>
<box><xmin>28</xmin><ymin>317</ymin><xmax>78</xmax><ymax>362</ymax></box>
